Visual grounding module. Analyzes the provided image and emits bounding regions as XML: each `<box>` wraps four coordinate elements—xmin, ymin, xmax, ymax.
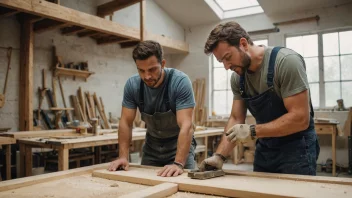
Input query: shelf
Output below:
<box><xmin>0</xmin><ymin>0</ymin><xmax>189</xmax><ymax>54</ymax></box>
<box><xmin>54</xmin><ymin>67</ymin><xmax>94</xmax><ymax>80</ymax></box>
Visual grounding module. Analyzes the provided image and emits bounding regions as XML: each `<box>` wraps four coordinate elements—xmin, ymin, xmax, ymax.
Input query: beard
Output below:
<box><xmin>230</xmin><ymin>50</ymin><xmax>251</xmax><ymax>75</ymax></box>
<box><xmin>143</xmin><ymin>68</ymin><xmax>163</xmax><ymax>87</ymax></box>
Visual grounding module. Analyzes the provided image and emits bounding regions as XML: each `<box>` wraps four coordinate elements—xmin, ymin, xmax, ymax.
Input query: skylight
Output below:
<box><xmin>205</xmin><ymin>0</ymin><xmax>264</xmax><ymax>19</ymax></box>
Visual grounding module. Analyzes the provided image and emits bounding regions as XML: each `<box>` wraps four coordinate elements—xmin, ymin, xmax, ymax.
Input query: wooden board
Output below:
<box><xmin>92</xmin><ymin>167</ymin><xmax>352</xmax><ymax>198</ymax></box>
<box><xmin>120</xmin><ymin>183</ymin><xmax>178</xmax><ymax>198</ymax></box>
<box><xmin>0</xmin><ymin>137</ymin><xmax>16</xmax><ymax>145</ymax></box>
<box><xmin>0</xmin><ymin>129</ymin><xmax>76</xmax><ymax>139</ymax></box>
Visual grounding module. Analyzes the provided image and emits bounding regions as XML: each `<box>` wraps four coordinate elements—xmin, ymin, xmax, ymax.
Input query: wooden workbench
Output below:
<box><xmin>0</xmin><ymin>137</ymin><xmax>16</xmax><ymax>181</ymax></box>
<box><xmin>0</xmin><ymin>163</ymin><xmax>351</xmax><ymax>198</ymax></box>
<box><xmin>17</xmin><ymin>128</ymin><xmax>223</xmax><ymax>177</ymax></box>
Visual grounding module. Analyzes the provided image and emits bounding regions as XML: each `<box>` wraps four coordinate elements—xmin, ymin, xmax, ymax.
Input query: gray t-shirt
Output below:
<box><xmin>231</xmin><ymin>46</ymin><xmax>310</xmax><ymax>101</ymax></box>
<box><xmin>122</xmin><ymin>68</ymin><xmax>195</xmax><ymax>114</ymax></box>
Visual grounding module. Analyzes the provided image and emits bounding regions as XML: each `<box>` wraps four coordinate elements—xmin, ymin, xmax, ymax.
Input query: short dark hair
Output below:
<box><xmin>132</xmin><ymin>40</ymin><xmax>164</xmax><ymax>64</ymax></box>
<box><xmin>204</xmin><ymin>21</ymin><xmax>253</xmax><ymax>55</ymax></box>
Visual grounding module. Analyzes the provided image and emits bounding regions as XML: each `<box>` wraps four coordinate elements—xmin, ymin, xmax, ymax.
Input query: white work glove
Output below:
<box><xmin>225</xmin><ymin>124</ymin><xmax>252</xmax><ymax>144</ymax></box>
<box><xmin>198</xmin><ymin>154</ymin><xmax>224</xmax><ymax>172</ymax></box>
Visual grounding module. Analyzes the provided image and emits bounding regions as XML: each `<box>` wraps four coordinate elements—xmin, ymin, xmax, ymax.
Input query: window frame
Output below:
<box><xmin>285</xmin><ymin>28</ymin><xmax>352</xmax><ymax>109</ymax></box>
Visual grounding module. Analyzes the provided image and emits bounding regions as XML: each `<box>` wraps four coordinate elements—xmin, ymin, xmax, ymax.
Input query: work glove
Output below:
<box><xmin>226</xmin><ymin>124</ymin><xmax>252</xmax><ymax>144</ymax></box>
<box><xmin>198</xmin><ymin>154</ymin><xmax>224</xmax><ymax>172</ymax></box>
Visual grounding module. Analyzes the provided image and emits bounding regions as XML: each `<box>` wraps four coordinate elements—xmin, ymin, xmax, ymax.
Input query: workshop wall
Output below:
<box><xmin>0</xmin><ymin>0</ymin><xmax>185</xmax><ymax>131</ymax></box>
<box><xmin>171</xmin><ymin>3</ymin><xmax>352</xmax><ymax>166</ymax></box>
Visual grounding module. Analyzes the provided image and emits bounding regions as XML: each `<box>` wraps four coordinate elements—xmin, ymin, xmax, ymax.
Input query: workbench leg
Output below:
<box><xmin>25</xmin><ymin>146</ymin><xmax>33</xmax><ymax>177</ymax></box>
<box><xmin>332</xmin><ymin>129</ymin><xmax>336</xmax><ymax>177</ymax></box>
<box><xmin>204</xmin><ymin>136</ymin><xmax>208</xmax><ymax>158</ymax></box>
<box><xmin>5</xmin><ymin>145</ymin><xmax>11</xmax><ymax>180</ymax></box>
<box><xmin>95</xmin><ymin>146</ymin><xmax>102</xmax><ymax>164</ymax></box>
<box><xmin>58</xmin><ymin>149</ymin><xmax>69</xmax><ymax>171</ymax></box>
<box><xmin>19</xmin><ymin>144</ymin><xmax>26</xmax><ymax>177</ymax></box>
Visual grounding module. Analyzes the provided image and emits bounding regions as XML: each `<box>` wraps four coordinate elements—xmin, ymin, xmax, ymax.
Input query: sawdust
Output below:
<box><xmin>0</xmin><ymin>174</ymin><xmax>148</xmax><ymax>198</ymax></box>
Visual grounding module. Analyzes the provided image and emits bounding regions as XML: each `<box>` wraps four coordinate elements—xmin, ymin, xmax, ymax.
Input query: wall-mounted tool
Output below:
<box><xmin>0</xmin><ymin>47</ymin><xmax>12</xmax><ymax>108</ymax></box>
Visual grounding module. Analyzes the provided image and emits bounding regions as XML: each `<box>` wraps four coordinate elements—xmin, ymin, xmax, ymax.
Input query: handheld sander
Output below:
<box><xmin>188</xmin><ymin>164</ymin><xmax>225</xmax><ymax>180</ymax></box>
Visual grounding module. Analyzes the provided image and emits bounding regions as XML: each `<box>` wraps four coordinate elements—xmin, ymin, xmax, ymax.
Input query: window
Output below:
<box><xmin>211</xmin><ymin>39</ymin><xmax>268</xmax><ymax>115</ymax></box>
<box><xmin>286</xmin><ymin>34</ymin><xmax>320</xmax><ymax>107</ymax></box>
<box><xmin>323</xmin><ymin>31</ymin><xmax>352</xmax><ymax>108</ymax></box>
<box><xmin>286</xmin><ymin>30</ymin><xmax>352</xmax><ymax>108</ymax></box>
<box><xmin>205</xmin><ymin>0</ymin><xmax>264</xmax><ymax>19</ymax></box>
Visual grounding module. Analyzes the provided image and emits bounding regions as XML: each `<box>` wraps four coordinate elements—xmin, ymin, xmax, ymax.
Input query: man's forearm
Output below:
<box><xmin>216</xmin><ymin>116</ymin><xmax>244</xmax><ymax>157</ymax></box>
<box><xmin>118</xmin><ymin>122</ymin><xmax>132</xmax><ymax>159</ymax></box>
<box><xmin>175</xmin><ymin>123</ymin><xmax>193</xmax><ymax>166</ymax></box>
<box><xmin>256</xmin><ymin>112</ymin><xmax>309</xmax><ymax>138</ymax></box>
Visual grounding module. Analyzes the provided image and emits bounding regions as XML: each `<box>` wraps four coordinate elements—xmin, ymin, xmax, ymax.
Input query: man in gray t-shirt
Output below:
<box><xmin>108</xmin><ymin>40</ymin><xmax>196</xmax><ymax>177</ymax></box>
<box><xmin>199</xmin><ymin>21</ymin><xmax>320</xmax><ymax>176</ymax></box>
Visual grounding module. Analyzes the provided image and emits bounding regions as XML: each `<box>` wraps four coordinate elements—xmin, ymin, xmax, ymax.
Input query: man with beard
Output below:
<box><xmin>199</xmin><ymin>21</ymin><xmax>320</xmax><ymax>175</ymax></box>
<box><xmin>108</xmin><ymin>40</ymin><xmax>197</xmax><ymax>177</ymax></box>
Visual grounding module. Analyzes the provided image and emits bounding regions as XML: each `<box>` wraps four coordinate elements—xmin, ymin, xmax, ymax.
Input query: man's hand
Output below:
<box><xmin>157</xmin><ymin>164</ymin><xmax>184</xmax><ymax>177</ymax></box>
<box><xmin>108</xmin><ymin>157</ymin><xmax>129</xmax><ymax>171</ymax></box>
<box><xmin>198</xmin><ymin>155</ymin><xmax>224</xmax><ymax>172</ymax></box>
<box><xmin>226</xmin><ymin>124</ymin><xmax>251</xmax><ymax>144</ymax></box>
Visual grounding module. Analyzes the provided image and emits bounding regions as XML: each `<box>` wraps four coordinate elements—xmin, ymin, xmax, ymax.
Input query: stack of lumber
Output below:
<box><xmin>192</xmin><ymin>78</ymin><xmax>207</xmax><ymax>126</ymax></box>
<box><xmin>70</xmin><ymin>87</ymin><xmax>111</xmax><ymax>129</ymax></box>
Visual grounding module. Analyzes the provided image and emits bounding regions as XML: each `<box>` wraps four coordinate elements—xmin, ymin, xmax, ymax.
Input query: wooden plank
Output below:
<box><xmin>93</xmin><ymin>93</ymin><xmax>110</xmax><ymax>129</ymax></box>
<box><xmin>77</xmin><ymin>30</ymin><xmax>100</xmax><ymax>37</ymax></box>
<box><xmin>120</xmin><ymin>41</ymin><xmax>139</xmax><ymax>48</ymax></box>
<box><xmin>0</xmin><ymin>129</ymin><xmax>76</xmax><ymax>139</ymax></box>
<box><xmin>33</xmin><ymin>18</ymin><xmax>68</xmax><ymax>33</ymax></box>
<box><xmin>58</xmin><ymin>76</ymin><xmax>72</xmax><ymax>121</ymax></box>
<box><xmin>97</xmin><ymin>0</ymin><xmax>140</xmax><ymax>17</ymax></box>
<box><xmin>0</xmin><ymin>137</ymin><xmax>16</xmax><ymax>145</ymax></box>
<box><xmin>139</xmin><ymin>0</ymin><xmax>145</xmax><ymax>41</ymax></box>
<box><xmin>120</xmin><ymin>183</ymin><xmax>178</xmax><ymax>198</ymax></box>
<box><xmin>78</xmin><ymin>87</ymin><xmax>86</xmax><ymax>121</ymax></box>
<box><xmin>224</xmin><ymin>169</ymin><xmax>352</xmax><ymax>186</ymax></box>
<box><xmin>0</xmin><ymin>163</ymin><xmax>110</xmax><ymax>192</ymax></box>
<box><xmin>0</xmin><ymin>6</ymin><xmax>19</xmax><ymax>18</ymax></box>
<box><xmin>71</xmin><ymin>95</ymin><xmax>82</xmax><ymax>121</ymax></box>
<box><xmin>85</xmin><ymin>92</ymin><xmax>96</xmax><ymax>118</ymax></box>
<box><xmin>96</xmin><ymin>36</ymin><xmax>131</xmax><ymax>45</ymax></box>
<box><xmin>61</xmin><ymin>25</ymin><xmax>85</xmax><ymax>35</ymax></box>
<box><xmin>92</xmin><ymin>168</ymin><xmax>352</xmax><ymax>198</ymax></box>
<box><xmin>0</xmin><ymin>0</ymin><xmax>140</xmax><ymax>40</ymax></box>
<box><xmin>144</xmin><ymin>31</ymin><xmax>189</xmax><ymax>54</ymax></box>
<box><xmin>19</xmin><ymin>17</ymin><xmax>33</xmax><ymax>131</ymax></box>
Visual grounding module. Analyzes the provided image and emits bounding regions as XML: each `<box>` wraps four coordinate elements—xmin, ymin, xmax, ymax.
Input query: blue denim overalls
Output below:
<box><xmin>240</xmin><ymin>47</ymin><xmax>320</xmax><ymax>175</ymax></box>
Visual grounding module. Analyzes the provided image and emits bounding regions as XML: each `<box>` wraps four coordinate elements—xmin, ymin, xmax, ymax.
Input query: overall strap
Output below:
<box><xmin>163</xmin><ymin>69</ymin><xmax>175</xmax><ymax>111</ymax></box>
<box><xmin>239</xmin><ymin>75</ymin><xmax>246</xmax><ymax>97</ymax></box>
<box><xmin>267</xmin><ymin>46</ymin><xmax>283</xmax><ymax>87</ymax></box>
<box><xmin>139</xmin><ymin>78</ymin><xmax>145</xmax><ymax>113</ymax></box>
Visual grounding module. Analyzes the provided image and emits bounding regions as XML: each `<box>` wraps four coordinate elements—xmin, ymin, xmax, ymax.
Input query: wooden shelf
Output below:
<box><xmin>54</xmin><ymin>67</ymin><xmax>94</xmax><ymax>80</ymax></box>
<box><xmin>0</xmin><ymin>0</ymin><xmax>189</xmax><ymax>54</ymax></box>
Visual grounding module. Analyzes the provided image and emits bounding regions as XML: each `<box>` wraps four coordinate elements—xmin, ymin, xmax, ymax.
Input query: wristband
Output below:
<box><xmin>214</xmin><ymin>153</ymin><xmax>227</xmax><ymax>162</ymax></box>
<box><xmin>250</xmin><ymin>124</ymin><xmax>256</xmax><ymax>138</ymax></box>
<box><xmin>173</xmin><ymin>161</ymin><xmax>184</xmax><ymax>169</ymax></box>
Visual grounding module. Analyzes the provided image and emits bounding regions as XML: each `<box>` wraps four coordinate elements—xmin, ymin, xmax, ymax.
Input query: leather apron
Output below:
<box><xmin>139</xmin><ymin>69</ymin><xmax>196</xmax><ymax>169</ymax></box>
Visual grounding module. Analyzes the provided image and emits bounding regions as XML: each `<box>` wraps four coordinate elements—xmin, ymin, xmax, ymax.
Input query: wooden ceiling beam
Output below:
<box><xmin>97</xmin><ymin>0</ymin><xmax>140</xmax><ymax>17</ymax></box>
<box><xmin>61</xmin><ymin>26</ymin><xmax>86</xmax><ymax>35</ymax></box>
<box><xmin>96</xmin><ymin>36</ymin><xmax>131</xmax><ymax>45</ymax></box>
<box><xmin>77</xmin><ymin>30</ymin><xmax>100</xmax><ymax>37</ymax></box>
<box><xmin>33</xmin><ymin>19</ymin><xmax>69</xmax><ymax>33</ymax></box>
<box><xmin>120</xmin><ymin>41</ymin><xmax>139</xmax><ymax>48</ymax></box>
<box><xmin>0</xmin><ymin>6</ymin><xmax>19</xmax><ymax>18</ymax></box>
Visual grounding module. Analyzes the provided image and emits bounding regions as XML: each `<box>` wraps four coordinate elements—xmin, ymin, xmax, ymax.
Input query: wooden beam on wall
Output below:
<box><xmin>139</xmin><ymin>0</ymin><xmax>145</xmax><ymax>41</ymax></box>
<box><xmin>97</xmin><ymin>0</ymin><xmax>140</xmax><ymax>17</ymax></box>
<box><xmin>19</xmin><ymin>17</ymin><xmax>34</xmax><ymax>131</ymax></box>
<box><xmin>33</xmin><ymin>18</ymin><xmax>69</xmax><ymax>33</ymax></box>
<box><xmin>0</xmin><ymin>0</ymin><xmax>140</xmax><ymax>40</ymax></box>
<box><xmin>120</xmin><ymin>41</ymin><xmax>139</xmax><ymax>48</ymax></box>
<box><xmin>77</xmin><ymin>30</ymin><xmax>100</xmax><ymax>37</ymax></box>
<box><xmin>96</xmin><ymin>36</ymin><xmax>131</xmax><ymax>45</ymax></box>
<box><xmin>0</xmin><ymin>7</ymin><xmax>19</xmax><ymax>18</ymax></box>
<box><xmin>61</xmin><ymin>26</ymin><xmax>85</xmax><ymax>35</ymax></box>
